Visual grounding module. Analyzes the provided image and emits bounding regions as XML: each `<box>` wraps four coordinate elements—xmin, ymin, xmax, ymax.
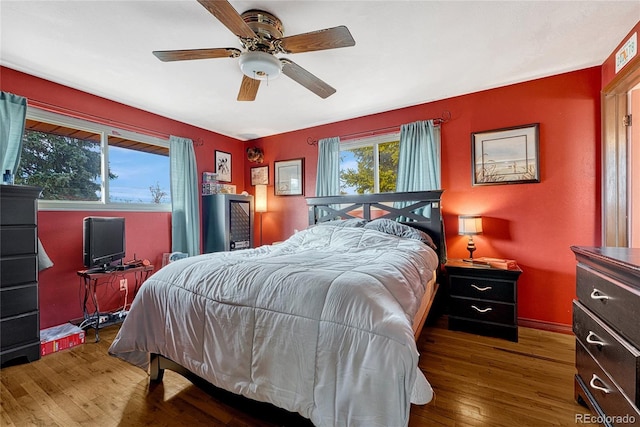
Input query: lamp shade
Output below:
<box><xmin>255</xmin><ymin>184</ymin><xmax>267</xmax><ymax>213</ymax></box>
<box><xmin>238</xmin><ymin>51</ymin><xmax>282</xmax><ymax>81</ymax></box>
<box><xmin>459</xmin><ymin>215</ymin><xmax>483</xmax><ymax>235</ymax></box>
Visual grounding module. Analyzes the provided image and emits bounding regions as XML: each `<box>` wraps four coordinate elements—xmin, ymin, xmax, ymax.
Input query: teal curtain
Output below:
<box><xmin>315</xmin><ymin>136</ymin><xmax>341</xmax><ymax>196</ymax></box>
<box><xmin>0</xmin><ymin>91</ymin><xmax>27</xmax><ymax>175</ymax></box>
<box><xmin>396</xmin><ymin>120</ymin><xmax>440</xmax><ymax>192</ymax></box>
<box><xmin>170</xmin><ymin>136</ymin><xmax>200</xmax><ymax>256</ymax></box>
<box><xmin>0</xmin><ymin>91</ymin><xmax>54</xmax><ymax>270</ymax></box>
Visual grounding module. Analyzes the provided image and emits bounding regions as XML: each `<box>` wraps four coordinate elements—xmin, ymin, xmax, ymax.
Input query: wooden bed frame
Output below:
<box><xmin>151</xmin><ymin>190</ymin><xmax>446</xmax><ymax>385</ymax></box>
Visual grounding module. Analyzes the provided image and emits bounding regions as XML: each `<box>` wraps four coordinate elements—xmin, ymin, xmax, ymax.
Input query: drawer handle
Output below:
<box><xmin>590</xmin><ymin>289</ymin><xmax>610</xmax><ymax>301</ymax></box>
<box><xmin>471</xmin><ymin>305</ymin><xmax>493</xmax><ymax>313</ymax></box>
<box><xmin>586</xmin><ymin>331</ymin><xmax>606</xmax><ymax>347</ymax></box>
<box><xmin>589</xmin><ymin>374</ymin><xmax>612</xmax><ymax>394</ymax></box>
<box><xmin>471</xmin><ymin>284</ymin><xmax>492</xmax><ymax>292</ymax></box>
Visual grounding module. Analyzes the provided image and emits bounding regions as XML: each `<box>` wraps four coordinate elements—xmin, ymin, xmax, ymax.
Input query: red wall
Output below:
<box><xmin>1</xmin><ymin>67</ymin><xmax>247</xmax><ymax>328</ymax></box>
<box><xmin>1</xmin><ymin>64</ymin><xmax>604</xmax><ymax>329</ymax></box>
<box><xmin>247</xmin><ymin>67</ymin><xmax>602</xmax><ymax>328</ymax></box>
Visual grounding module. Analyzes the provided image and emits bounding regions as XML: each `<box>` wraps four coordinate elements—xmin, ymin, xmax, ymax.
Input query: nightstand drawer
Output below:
<box><xmin>449</xmin><ymin>275</ymin><xmax>515</xmax><ymax>303</ymax></box>
<box><xmin>576</xmin><ymin>264</ymin><xmax>640</xmax><ymax>348</ymax></box>
<box><xmin>573</xmin><ymin>300</ymin><xmax>640</xmax><ymax>405</ymax></box>
<box><xmin>449</xmin><ymin>297</ymin><xmax>516</xmax><ymax>325</ymax></box>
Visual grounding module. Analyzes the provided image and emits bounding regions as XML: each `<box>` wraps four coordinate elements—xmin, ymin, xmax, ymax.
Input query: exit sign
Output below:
<box><xmin>616</xmin><ymin>32</ymin><xmax>637</xmax><ymax>74</ymax></box>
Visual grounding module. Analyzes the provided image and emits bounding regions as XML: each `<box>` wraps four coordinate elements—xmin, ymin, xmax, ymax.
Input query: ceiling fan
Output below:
<box><xmin>153</xmin><ymin>0</ymin><xmax>356</xmax><ymax>101</ymax></box>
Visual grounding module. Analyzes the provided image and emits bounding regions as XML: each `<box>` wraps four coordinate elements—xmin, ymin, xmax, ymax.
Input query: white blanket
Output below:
<box><xmin>109</xmin><ymin>225</ymin><xmax>438</xmax><ymax>427</ymax></box>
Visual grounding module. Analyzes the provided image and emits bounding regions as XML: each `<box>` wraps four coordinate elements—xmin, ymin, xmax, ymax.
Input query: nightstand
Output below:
<box><xmin>445</xmin><ymin>259</ymin><xmax>522</xmax><ymax>342</ymax></box>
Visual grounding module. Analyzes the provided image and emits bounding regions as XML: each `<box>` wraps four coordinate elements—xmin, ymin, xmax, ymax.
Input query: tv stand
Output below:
<box><xmin>77</xmin><ymin>265</ymin><xmax>153</xmax><ymax>342</ymax></box>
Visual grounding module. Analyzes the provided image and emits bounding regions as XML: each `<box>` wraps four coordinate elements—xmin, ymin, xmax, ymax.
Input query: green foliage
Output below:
<box><xmin>340</xmin><ymin>141</ymin><xmax>399</xmax><ymax>194</ymax></box>
<box><xmin>16</xmin><ymin>130</ymin><xmax>115</xmax><ymax>200</ymax></box>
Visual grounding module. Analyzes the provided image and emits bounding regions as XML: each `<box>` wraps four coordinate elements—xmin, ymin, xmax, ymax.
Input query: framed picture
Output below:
<box><xmin>251</xmin><ymin>165</ymin><xmax>269</xmax><ymax>186</ymax></box>
<box><xmin>215</xmin><ymin>151</ymin><xmax>231</xmax><ymax>182</ymax></box>
<box><xmin>472</xmin><ymin>123</ymin><xmax>540</xmax><ymax>186</ymax></box>
<box><xmin>274</xmin><ymin>158</ymin><xmax>304</xmax><ymax>196</ymax></box>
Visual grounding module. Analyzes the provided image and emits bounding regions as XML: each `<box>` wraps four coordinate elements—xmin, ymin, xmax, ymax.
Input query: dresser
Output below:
<box><xmin>572</xmin><ymin>246</ymin><xmax>640</xmax><ymax>425</ymax></box>
<box><xmin>445</xmin><ymin>259</ymin><xmax>522</xmax><ymax>342</ymax></box>
<box><xmin>0</xmin><ymin>184</ymin><xmax>42</xmax><ymax>366</ymax></box>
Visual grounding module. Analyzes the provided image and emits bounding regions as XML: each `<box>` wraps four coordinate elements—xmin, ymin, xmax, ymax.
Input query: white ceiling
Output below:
<box><xmin>1</xmin><ymin>1</ymin><xmax>639</xmax><ymax>141</ymax></box>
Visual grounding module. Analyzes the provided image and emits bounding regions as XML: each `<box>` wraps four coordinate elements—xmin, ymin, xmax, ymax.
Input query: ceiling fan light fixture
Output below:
<box><xmin>238</xmin><ymin>51</ymin><xmax>282</xmax><ymax>80</ymax></box>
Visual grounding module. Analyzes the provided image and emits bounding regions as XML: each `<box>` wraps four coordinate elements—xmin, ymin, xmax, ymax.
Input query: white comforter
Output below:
<box><xmin>109</xmin><ymin>225</ymin><xmax>439</xmax><ymax>427</ymax></box>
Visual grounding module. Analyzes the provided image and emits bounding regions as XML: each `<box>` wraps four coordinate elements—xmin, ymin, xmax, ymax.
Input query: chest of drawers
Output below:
<box><xmin>445</xmin><ymin>259</ymin><xmax>522</xmax><ymax>342</ymax></box>
<box><xmin>1</xmin><ymin>185</ymin><xmax>42</xmax><ymax>366</ymax></box>
<box><xmin>571</xmin><ymin>246</ymin><xmax>640</xmax><ymax>425</ymax></box>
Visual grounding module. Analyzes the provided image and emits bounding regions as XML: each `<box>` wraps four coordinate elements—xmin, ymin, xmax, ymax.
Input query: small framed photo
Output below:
<box><xmin>274</xmin><ymin>158</ymin><xmax>304</xmax><ymax>196</ymax></box>
<box><xmin>215</xmin><ymin>151</ymin><xmax>231</xmax><ymax>182</ymax></box>
<box><xmin>251</xmin><ymin>165</ymin><xmax>269</xmax><ymax>186</ymax></box>
<box><xmin>472</xmin><ymin>123</ymin><xmax>540</xmax><ymax>186</ymax></box>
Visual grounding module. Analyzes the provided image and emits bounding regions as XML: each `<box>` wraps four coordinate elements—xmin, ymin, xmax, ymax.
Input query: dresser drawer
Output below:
<box><xmin>0</xmin><ymin>226</ymin><xmax>37</xmax><ymax>257</ymax></box>
<box><xmin>0</xmin><ymin>284</ymin><xmax>38</xmax><ymax>319</ymax></box>
<box><xmin>449</xmin><ymin>297</ymin><xmax>516</xmax><ymax>325</ymax></box>
<box><xmin>577</xmin><ymin>264</ymin><xmax>640</xmax><ymax>348</ymax></box>
<box><xmin>573</xmin><ymin>300</ymin><xmax>640</xmax><ymax>405</ymax></box>
<box><xmin>0</xmin><ymin>312</ymin><xmax>39</xmax><ymax>350</ymax></box>
<box><xmin>449</xmin><ymin>275</ymin><xmax>515</xmax><ymax>303</ymax></box>
<box><xmin>576</xmin><ymin>340</ymin><xmax>640</xmax><ymax>421</ymax></box>
<box><xmin>0</xmin><ymin>256</ymin><xmax>38</xmax><ymax>287</ymax></box>
<box><xmin>0</xmin><ymin>193</ymin><xmax>37</xmax><ymax>226</ymax></box>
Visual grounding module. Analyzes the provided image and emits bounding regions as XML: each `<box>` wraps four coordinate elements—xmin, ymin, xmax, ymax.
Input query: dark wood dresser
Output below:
<box><xmin>0</xmin><ymin>184</ymin><xmax>42</xmax><ymax>366</ymax></box>
<box><xmin>445</xmin><ymin>259</ymin><xmax>522</xmax><ymax>342</ymax></box>
<box><xmin>571</xmin><ymin>246</ymin><xmax>640</xmax><ymax>425</ymax></box>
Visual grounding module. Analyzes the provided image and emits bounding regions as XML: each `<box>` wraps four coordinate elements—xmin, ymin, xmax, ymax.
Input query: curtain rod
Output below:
<box><xmin>307</xmin><ymin>110</ymin><xmax>451</xmax><ymax>146</ymax></box>
<box><xmin>26</xmin><ymin>98</ymin><xmax>202</xmax><ymax>146</ymax></box>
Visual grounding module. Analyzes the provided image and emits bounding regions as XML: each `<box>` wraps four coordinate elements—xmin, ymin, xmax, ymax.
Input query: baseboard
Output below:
<box><xmin>518</xmin><ymin>317</ymin><xmax>573</xmax><ymax>335</ymax></box>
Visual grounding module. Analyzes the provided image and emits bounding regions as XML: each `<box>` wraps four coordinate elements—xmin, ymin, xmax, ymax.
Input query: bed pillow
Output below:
<box><xmin>364</xmin><ymin>218</ymin><xmax>437</xmax><ymax>250</ymax></box>
<box><xmin>314</xmin><ymin>218</ymin><xmax>369</xmax><ymax>228</ymax></box>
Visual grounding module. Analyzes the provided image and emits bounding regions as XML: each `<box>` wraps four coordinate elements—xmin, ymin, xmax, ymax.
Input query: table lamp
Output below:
<box><xmin>459</xmin><ymin>215</ymin><xmax>483</xmax><ymax>261</ymax></box>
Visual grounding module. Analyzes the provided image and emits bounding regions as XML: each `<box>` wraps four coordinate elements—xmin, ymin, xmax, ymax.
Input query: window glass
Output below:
<box><xmin>107</xmin><ymin>138</ymin><xmax>170</xmax><ymax>204</ymax></box>
<box><xmin>19</xmin><ymin>110</ymin><xmax>170</xmax><ymax>211</ymax></box>
<box><xmin>19</xmin><ymin>123</ymin><xmax>102</xmax><ymax>201</ymax></box>
<box><xmin>339</xmin><ymin>134</ymin><xmax>399</xmax><ymax>194</ymax></box>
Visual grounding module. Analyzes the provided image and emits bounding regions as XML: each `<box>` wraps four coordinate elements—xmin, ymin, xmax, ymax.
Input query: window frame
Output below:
<box><xmin>26</xmin><ymin>107</ymin><xmax>171</xmax><ymax>212</ymax></box>
<box><xmin>339</xmin><ymin>132</ymin><xmax>400</xmax><ymax>194</ymax></box>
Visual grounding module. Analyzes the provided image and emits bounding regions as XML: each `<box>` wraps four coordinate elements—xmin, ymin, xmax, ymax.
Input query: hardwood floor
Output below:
<box><xmin>1</xmin><ymin>320</ymin><xmax>588</xmax><ymax>426</ymax></box>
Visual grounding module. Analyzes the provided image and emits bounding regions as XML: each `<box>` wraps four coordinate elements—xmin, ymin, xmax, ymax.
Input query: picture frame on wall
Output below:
<box><xmin>215</xmin><ymin>151</ymin><xmax>232</xmax><ymax>182</ymax></box>
<box><xmin>471</xmin><ymin>123</ymin><xmax>540</xmax><ymax>186</ymax></box>
<box><xmin>250</xmin><ymin>165</ymin><xmax>269</xmax><ymax>186</ymax></box>
<box><xmin>274</xmin><ymin>158</ymin><xmax>304</xmax><ymax>196</ymax></box>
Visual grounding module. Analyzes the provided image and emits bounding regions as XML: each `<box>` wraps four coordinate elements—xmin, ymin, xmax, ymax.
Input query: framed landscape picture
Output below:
<box><xmin>215</xmin><ymin>151</ymin><xmax>231</xmax><ymax>182</ymax></box>
<box><xmin>471</xmin><ymin>123</ymin><xmax>540</xmax><ymax>186</ymax></box>
<box><xmin>274</xmin><ymin>158</ymin><xmax>304</xmax><ymax>196</ymax></box>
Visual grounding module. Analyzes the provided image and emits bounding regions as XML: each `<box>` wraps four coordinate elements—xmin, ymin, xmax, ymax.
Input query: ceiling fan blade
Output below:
<box><xmin>153</xmin><ymin>48</ymin><xmax>241</xmax><ymax>62</ymax></box>
<box><xmin>278</xmin><ymin>26</ymin><xmax>355</xmax><ymax>54</ymax></box>
<box><xmin>281</xmin><ymin>59</ymin><xmax>336</xmax><ymax>99</ymax></box>
<box><xmin>237</xmin><ymin>75</ymin><xmax>261</xmax><ymax>101</ymax></box>
<box><xmin>197</xmin><ymin>0</ymin><xmax>256</xmax><ymax>39</ymax></box>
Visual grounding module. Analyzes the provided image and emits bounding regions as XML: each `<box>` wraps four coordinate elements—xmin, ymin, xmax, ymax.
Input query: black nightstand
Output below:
<box><xmin>445</xmin><ymin>259</ymin><xmax>522</xmax><ymax>342</ymax></box>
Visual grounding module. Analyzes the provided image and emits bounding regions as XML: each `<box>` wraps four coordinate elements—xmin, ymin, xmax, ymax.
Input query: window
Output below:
<box><xmin>19</xmin><ymin>108</ymin><xmax>170</xmax><ymax>211</ymax></box>
<box><xmin>339</xmin><ymin>133</ymin><xmax>400</xmax><ymax>194</ymax></box>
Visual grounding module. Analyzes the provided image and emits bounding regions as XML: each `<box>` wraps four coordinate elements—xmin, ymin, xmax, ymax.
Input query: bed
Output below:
<box><xmin>109</xmin><ymin>190</ymin><xmax>445</xmax><ymax>427</ymax></box>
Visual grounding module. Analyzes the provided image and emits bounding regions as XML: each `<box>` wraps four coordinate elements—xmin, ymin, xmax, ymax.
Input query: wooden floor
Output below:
<box><xmin>1</xmin><ymin>320</ymin><xmax>589</xmax><ymax>426</ymax></box>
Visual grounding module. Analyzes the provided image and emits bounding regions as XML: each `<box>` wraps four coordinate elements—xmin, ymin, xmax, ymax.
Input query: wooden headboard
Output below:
<box><xmin>306</xmin><ymin>190</ymin><xmax>446</xmax><ymax>264</ymax></box>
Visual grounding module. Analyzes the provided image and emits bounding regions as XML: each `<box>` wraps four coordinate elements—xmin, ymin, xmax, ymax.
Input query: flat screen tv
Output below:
<box><xmin>83</xmin><ymin>217</ymin><xmax>126</xmax><ymax>272</ymax></box>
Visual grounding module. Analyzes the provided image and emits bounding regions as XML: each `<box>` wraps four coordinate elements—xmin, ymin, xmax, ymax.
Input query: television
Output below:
<box><xmin>83</xmin><ymin>217</ymin><xmax>126</xmax><ymax>272</ymax></box>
